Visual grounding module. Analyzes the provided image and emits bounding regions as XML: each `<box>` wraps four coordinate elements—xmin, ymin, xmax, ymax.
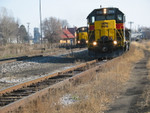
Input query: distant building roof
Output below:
<box><xmin>68</xmin><ymin>27</ymin><xmax>77</xmax><ymax>36</ymax></box>
<box><xmin>61</xmin><ymin>27</ymin><xmax>75</xmax><ymax>39</ymax></box>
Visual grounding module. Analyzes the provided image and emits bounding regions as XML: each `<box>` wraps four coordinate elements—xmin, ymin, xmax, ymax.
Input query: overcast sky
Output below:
<box><xmin>0</xmin><ymin>0</ymin><xmax>150</xmax><ymax>35</ymax></box>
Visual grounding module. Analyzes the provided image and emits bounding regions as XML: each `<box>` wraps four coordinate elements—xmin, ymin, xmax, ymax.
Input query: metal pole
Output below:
<box><xmin>129</xmin><ymin>21</ymin><xmax>134</xmax><ymax>31</ymax></box>
<box><xmin>39</xmin><ymin>0</ymin><xmax>42</xmax><ymax>44</ymax></box>
<box><xmin>128</xmin><ymin>21</ymin><xmax>134</xmax><ymax>40</ymax></box>
<box><xmin>27</xmin><ymin>22</ymin><xmax>30</xmax><ymax>43</ymax></box>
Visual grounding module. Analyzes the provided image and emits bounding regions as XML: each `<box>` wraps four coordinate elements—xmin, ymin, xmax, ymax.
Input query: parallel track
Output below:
<box><xmin>0</xmin><ymin>59</ymin><xmax>105</xmax><ymax>109</ymax></box>
<box><xmin>0</xmin><ymin>55</ymin><xmax>43</xmax><ymax>64</ymax></box>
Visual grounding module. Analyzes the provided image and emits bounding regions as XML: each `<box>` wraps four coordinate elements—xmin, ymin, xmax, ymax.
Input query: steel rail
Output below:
<box><xmin>0</xmin><ymin>59</ymin><xmax>100</xmax><ymax>112</ymax></box>
<box><xmin>0</xmin><ymin>59</ymin><xmax>97</xmax><ymax>96</ymax></box>
<box><xmin>0</xmin><ymin>61</ymin><xmax>103</xmax><ymax>113</ymax></box>
<box><xmin>0</xmin><ymin>55</ymin><xmax>43</xmax><ymax>64</ymax></box>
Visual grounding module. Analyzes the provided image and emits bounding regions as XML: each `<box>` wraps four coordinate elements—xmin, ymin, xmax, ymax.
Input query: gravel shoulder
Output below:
<box><xmin>106</xmin><ymin>50</ymin><xmax>150</xmax><ymax>113</ymax></box>
<box><xmin>0</xmin><ymin>49</ymin><xmax>92</xmax><ymax>90</ymax></box>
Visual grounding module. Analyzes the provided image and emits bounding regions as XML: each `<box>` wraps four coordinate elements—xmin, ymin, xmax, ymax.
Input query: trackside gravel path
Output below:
<box><xmin>106</xmin><ymin>50</ymin><xmax>150</xmax><ymax>113</ymax></box>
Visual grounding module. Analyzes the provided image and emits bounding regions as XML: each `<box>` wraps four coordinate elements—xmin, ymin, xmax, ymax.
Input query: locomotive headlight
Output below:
<box><xmin>93</xmin><ymin>41</ymin><xmax>97</xmax><ymax>46</ymax></box>
<box><xmin>103</xmin><ymin>8</ymin><xmax>107</xmax><ymax>14</ymax></box>
<box><xmin>86</xmin><ymin>40</ymin><xmax>88</xmax><ymax>43</ymax></box>
<box><xmin>113</xmin><ymin>40</ymin><xmax>117</xmax><ymax>45</ymax></box>
<box><xmin>78</xmin><ymin>41</ymin><xmax>80</xmax><ymax>44</ymax></box>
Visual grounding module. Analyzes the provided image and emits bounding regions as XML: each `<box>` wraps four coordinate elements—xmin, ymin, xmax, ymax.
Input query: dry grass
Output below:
<box><xmin>126</xmin><ymin>41</ymin><xmax>150</xmax><ymax>112</ymax></box>
<box><xmin>10</xmin><ymin>41</ymin><xmax>146</xmax><ymax>113</ymax></box>
<box><xmin>0</xmin><ymin>44</ymin><xmax>73</xmax><ymax>59</ymax></box>
<box><xmin>137</xmin><ymin>41</ymin><xmax>150</xmax><ymax>110</ymax></box>
<box><xmin>0</xmin><ymin>44</ymin><xmax>43</xmax><ymax>58</ymax></box>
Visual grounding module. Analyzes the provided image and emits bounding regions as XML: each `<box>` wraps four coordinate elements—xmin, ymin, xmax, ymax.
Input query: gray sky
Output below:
<box><xmin>0</xmin><ymin>0</ymin><xmax>150</xmax><ymax>35</ymax></box>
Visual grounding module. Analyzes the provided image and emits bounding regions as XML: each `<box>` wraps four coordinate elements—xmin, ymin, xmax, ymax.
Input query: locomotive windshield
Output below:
<box><xmin>87</xmin><ymin>8</ymin><xmax>124</xmax><ymax>24</ymax></box>
<box><xmin>96</xmin><ymin>15</ymin><xmax>115</xmax><ymax>21</ymax></box>
<box><xmin>88</xmin><ymin>15</ymin><xmax>115</xmax><ymax>23</ymax></box>
<box><xmin>77</xmin><ymin>27</ymin><xmax>88</xmax><ymax>32</ymax></box>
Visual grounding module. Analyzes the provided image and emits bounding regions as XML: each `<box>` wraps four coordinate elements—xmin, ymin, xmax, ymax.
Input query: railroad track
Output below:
<box><xmin>0</xmin><ymin>48</ymin><xmax>87</xmax><ymax>64</ymax></box>
<box><xmin>0</xmin><ymin>59</ymin><xmax>107</xmax><ymax>112</ymax></box>
<box><xmin>0</xmin><ymin>55</ymin><xmax>43</xmax><ymax>64</ymax></box>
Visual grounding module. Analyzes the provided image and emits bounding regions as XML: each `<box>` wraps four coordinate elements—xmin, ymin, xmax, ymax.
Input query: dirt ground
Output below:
<box><xmin>105</xmin><ymin>50</ymin><xmax>150</xmax><ymax>113</ymax></box>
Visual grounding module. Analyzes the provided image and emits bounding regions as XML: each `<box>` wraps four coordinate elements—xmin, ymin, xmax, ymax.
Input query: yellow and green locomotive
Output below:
<box><xmin>87</xmin><ymin>7</ymin><xmax>130</xmax><ymax>58</ymax></box>
<box><xmin>76</xmin><ymin>27</ymin><xmax>88</xmax><ymax>47</ymax></box>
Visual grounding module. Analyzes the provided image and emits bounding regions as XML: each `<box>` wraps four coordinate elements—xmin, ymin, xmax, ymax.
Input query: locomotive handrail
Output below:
<box><xmin>116</xmin><ymin>29</ymin><xmax>124</xmax><ymax>45</ymax></box>
<box><xmin>88</xmin><ymin>31</ymin><xmax>93</xmax><ymax>42</ymax></box>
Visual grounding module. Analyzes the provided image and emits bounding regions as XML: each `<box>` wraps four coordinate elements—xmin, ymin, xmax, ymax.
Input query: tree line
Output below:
<box><xmin>42</xmin><ymin>17</ymin><xmax>69</xmax><ymax>45</ymax></box>
<box><xmin>0</xmin><ymin>8</ymin><xmax>29</xmax><ymax>45</ymax></box>
<box><xmin>0</xmin><ymin>7</ymin><xmax>69</xmax><ymax>45</ymax></box>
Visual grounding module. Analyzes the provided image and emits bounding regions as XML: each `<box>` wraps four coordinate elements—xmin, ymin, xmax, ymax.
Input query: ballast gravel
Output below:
<box><xmin>0</xmin><ymin>49</ymin><xmax>91</xmax><ymax>90</ymax></box>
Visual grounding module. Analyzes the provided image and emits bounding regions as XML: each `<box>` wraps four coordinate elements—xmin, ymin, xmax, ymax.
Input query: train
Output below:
<box><xmin>76</xmin><ymin>27</ymin><xmax>88</xmax><ymax>47</ymax></box>
<box><xmin>87</xmin><ymin>7</ymin><xmax>131</xmax><ymax>58</ymax></box>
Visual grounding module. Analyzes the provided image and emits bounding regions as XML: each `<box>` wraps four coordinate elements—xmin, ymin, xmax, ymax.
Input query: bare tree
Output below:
<box><xmin>18</xmin><ymin>25</ymin><xmax>28</xmax><ymax>43</ymax></box>
<box><xmin>60</xmin><ymin>19</ymin><xmax>70</xmax><ymax>28</ymax></box>
<box><xmin>42</xmin><ymin>17</ymin><xmax>62</xmax><ymax>48</ymax></box>
<box><xmin>0</xmin><ymin>7</ymin><xmax>18</xmax><ymax>45</ymax></box>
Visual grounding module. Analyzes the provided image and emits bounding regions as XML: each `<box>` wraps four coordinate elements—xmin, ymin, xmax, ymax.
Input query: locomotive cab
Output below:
<box><xmin>76</xmin><ymin>27</ymin><xmax>88</xmax><ymax>47</ymax></box>
<box><xmin>87</xmin><ymin>7</ymin><xmax>130</xmax><ymax>58</ymax></box>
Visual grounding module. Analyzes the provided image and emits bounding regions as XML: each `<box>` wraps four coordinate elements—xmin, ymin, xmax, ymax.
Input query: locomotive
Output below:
<box><xmin>76</xmin><ymin>27</ymin><xmax>88</xmax><ymax>47</ymax></box>
<box><xmin>87</xmin><ymin>7</ymin><xmax>130</xmax><ymax>58</ymax></box>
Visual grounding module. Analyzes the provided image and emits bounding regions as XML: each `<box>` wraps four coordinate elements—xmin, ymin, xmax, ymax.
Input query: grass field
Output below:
<box><xmin>0</xmin><ymin>44</ymin><xmax>72</xmax><ymax>59</ymax></box>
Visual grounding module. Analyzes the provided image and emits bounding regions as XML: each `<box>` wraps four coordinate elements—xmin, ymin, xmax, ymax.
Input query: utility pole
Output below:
<box><xmin>27</xmin><ymin>22</ymin><xmax>30</xmax><ymax>43</ymax></box>
<box><xmin>128</xmin><ymin>21</ymin><xmax>134</xmax><ymax>40</ymax></box>
<box><xmin>39</xmin><ymin>0</ymin><xmax>43</xmax><ymax>44</ymax></box>
<box><xmin>128</xmin><ymin>21</ymin><xmax>134</xmax><ymax>31</ymax></box>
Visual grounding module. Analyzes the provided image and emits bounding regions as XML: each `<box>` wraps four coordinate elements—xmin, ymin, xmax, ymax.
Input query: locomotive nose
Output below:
<box><xmin>101</xmin><ymin>36</ymin><xmax>109</xmax><ymax>42</ymax></box>
<box><xmin>102</xmin><ymin>47</ymin><xmax>108</xmax><ymax>52</ymax></box>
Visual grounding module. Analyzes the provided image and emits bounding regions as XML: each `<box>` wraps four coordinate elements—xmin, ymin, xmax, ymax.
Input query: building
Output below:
<box><xmin>60</xmin><ymin>27</ymin><xmax>77</xmax><ymax>45</ymax></box>
<box><xmin>34</xmin><ymin>27</ymin><xmax>40</xmax><ymax>43</ymax></box>
<box><xmin>68</xmin><ymin>27</ymin><xmax>77</xmax><ymax>37</ymax></box>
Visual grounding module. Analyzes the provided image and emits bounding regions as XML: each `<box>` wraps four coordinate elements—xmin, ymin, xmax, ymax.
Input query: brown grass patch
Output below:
<box><xmin>0</xmin><ymin>44</ymin><xmax>75</xmax><ymax>59</ymax></box>
<box><xmin>138</xmin><ymin>41</ymin><xmax>150</xmax><ymax>109</ymax></box>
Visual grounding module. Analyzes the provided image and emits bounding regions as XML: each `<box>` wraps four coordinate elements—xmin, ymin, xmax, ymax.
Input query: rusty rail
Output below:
<box><xmin>0</xmin><ymin>55</ymin><xmax>43</xmax><ymax>65</ymax></box>
<box><xmin>0</xmin><ymin>59</ymin><xmax>100</xmax><ymax>113</ymax></box>
<box><xmin>0</xmin><ymin>60</ymin><xmax>97</xmax><ymax>96</ymax></box>
<box><xmin>0</xmin><ymin>63</ymin><xmax>103</xmax><ymax>113</ymax></box>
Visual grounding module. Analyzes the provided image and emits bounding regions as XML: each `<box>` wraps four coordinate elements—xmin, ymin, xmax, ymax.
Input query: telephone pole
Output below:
<box><xmin>128</xmin><ymin>21</ymin><xmax>134</xmax><ymax>31</ymax></box>
<box><xmin>39</xmin><ymin>0</ymin><xmax>43</xmax><ymax>44</ymax></box>
<box><xmin>128</xmin><ymin>21</ymin><xmax>134</xmax><ymax>40</ymax></box>
<box><xmin>27</xmin><ymin>22</ymin><xmax>30</xmax><ymax>43</ymax></box>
